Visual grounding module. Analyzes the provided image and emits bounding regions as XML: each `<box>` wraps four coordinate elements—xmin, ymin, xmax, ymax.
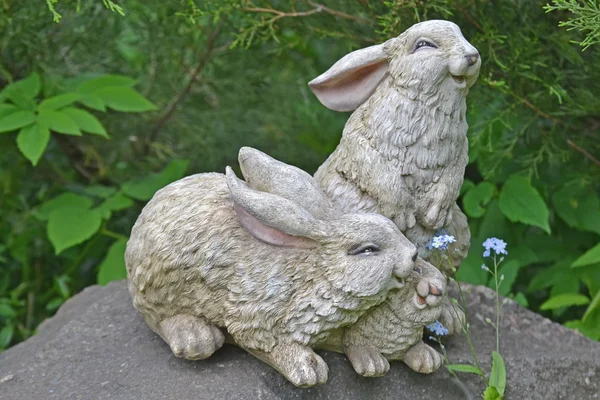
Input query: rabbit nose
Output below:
<box><xmin>465</xmin><ymin>53</ymin><xmax>479</xmax><ymax>66</ymax></box>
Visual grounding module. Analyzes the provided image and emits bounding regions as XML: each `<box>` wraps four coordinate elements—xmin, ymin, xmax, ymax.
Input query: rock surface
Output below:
<box><xmin>0</xmin><ymin>280</ymin><xmax>598</xmax><ymax>400</ymax></box>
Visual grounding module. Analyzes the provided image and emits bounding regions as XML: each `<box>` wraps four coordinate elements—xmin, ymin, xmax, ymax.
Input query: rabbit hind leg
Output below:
<box><xmin>159</xmin><ymin>314</ymin><xmax>225</xmax><ymax>360</ymax></box>
<box><xmin>402</xmin><ymin>340</ymin><xmax>442</xmax><ymax>374</ymax></box>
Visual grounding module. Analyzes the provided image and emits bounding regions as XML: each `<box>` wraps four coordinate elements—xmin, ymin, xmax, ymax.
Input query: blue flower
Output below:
<box><xmin>426</xmin><ymin>320</ymin><xmax>449</xmax><ymax>336</ymax></box>
<box><xmin>427</xmin><ymin>233</ymin><xmax>456</xmax><ymax>251</ymax></box>
<box><xmin>482</xmin><ymin>237</ymin><xmax>508</xmax><ymax>258</ymax></box>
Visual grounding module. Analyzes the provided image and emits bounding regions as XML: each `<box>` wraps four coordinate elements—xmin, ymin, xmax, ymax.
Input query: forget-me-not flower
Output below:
<box><xmin>425</xmin><ymin>232</ymin><xmax>456</xmax><ymax>251</ymax></box>
<box><xmin>482</xmin><ymin>237</ymin><xmax>508</xmax><ymax>257</ymax></box>
<box><xmin>426</xmin><ymin>320</ymin><xmax>449</xmax><ymax>336</ymax></box>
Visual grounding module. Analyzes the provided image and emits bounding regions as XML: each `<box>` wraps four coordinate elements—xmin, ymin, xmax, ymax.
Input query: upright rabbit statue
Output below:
<box><xmin>309</xmin><ymin>20</ymin><xmax>481</xmax><ymax>333</ymax></box>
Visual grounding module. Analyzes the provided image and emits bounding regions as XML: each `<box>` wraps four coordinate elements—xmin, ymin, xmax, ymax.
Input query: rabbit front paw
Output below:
<box><xmin>438</xmin><ymin>296</ymin><xmax>465</xmax><ymax>336</ymax></box>
<box><xmin>159</xmin><ymin>314</ymin><xmax>225</xmax><ymax>360</ymax></box>
<box><xmin>345</xmin><ymin>345</ymin><xmax>390</xmax><ymax>377</ymax></box>
<box><xmin>402</xmin><ymin>341</ymin><xmax>442</xmax><ymax>374</ymax></box>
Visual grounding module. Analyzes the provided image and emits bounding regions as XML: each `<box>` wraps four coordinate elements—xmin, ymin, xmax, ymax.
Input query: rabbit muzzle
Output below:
<box><xmin>448</xmin><ymin>50</ymin><xmax>481</xmax><ymax>89</ymax></box>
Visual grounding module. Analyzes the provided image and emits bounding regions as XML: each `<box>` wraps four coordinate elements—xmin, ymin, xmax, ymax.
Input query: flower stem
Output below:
<box><xmin>494</xmin><ymin>255</ymin><xmax>500</xmax><ymax>354</ymax></box>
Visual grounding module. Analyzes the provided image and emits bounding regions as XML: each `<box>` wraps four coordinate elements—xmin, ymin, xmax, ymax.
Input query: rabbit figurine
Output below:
<box><xmin>125</xmin><ymin>150</ymin><xmax>419</xmax><ymax>387</ymax></box>
<box><xmin>309</xmin><ymin>20</ymin><xmax>481</xmax><ymax>333</ymax></box>
<box><xmin>237</xmin><ymin>147</ymin><xmax>448</xmax><ymax>377</ymax></box>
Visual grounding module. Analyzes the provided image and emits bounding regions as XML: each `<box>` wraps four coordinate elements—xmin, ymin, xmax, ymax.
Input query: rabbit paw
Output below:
<box><xmin>160</xmin><ymin>315</ymin><xmax>225</xmax><ymax>360</ymax></box>
<box><xmin>250</xmin><ymin>344</ymin><xmax>329</xmax><ymax>387</ymax></box>
<box><xmin>345</xmin><ymin>345</ymin><xmax>390</xmax><ymax>377</ymax></box>
<box><xmin>402</xmin><ymin>341</ymin><xmax>442</xmax><ymax>374</ymax></box>
<box><xmin>438</xmin><ymin>296</ymin><xmax>465</xmax><ymax>336</ymax></box>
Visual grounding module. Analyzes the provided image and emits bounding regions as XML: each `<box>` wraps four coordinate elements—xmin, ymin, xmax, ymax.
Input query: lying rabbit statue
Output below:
<box><xmin>125</xmin><ymin>149</ymin><xmax>419</xmax><ymax>387</ymax></box>
<box><xmin>238</xmin><ymin>147</ymin><xmax>447</xmax><ymax>377</ymax></box>
<box><xmin>309</xmin><ymin>20</ymin><xmax>481</xmax><ymax>333</ymax></box>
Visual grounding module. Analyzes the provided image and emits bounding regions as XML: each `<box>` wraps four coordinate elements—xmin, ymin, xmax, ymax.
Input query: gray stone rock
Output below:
<box><xmin>0</xmin><ymin>281</ymin><xmax>598</xmax><ymax>400</ymax></box>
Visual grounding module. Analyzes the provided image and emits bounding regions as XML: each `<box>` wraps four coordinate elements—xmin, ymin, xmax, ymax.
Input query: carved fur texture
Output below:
<box><xmin>125</xmin><ymin>156</ymin><xmax>420</xmax><ymax>386</ymax></box>
<box><xmin>311</xmin><ymin>20</ymin><xmax>481</xmax><ymax>272</ymax></box>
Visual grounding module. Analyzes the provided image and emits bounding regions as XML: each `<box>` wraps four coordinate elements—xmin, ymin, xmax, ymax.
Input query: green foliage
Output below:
<box><xmin>0</xmin><ymin>72</ymin><xmax>156</xmax><ymax>164</ymax></box>
<box><xmin>97</xmin><ymin>239</ymin><xmax>128</xmax><ymax>285</ymax></box>
<box><xmin>498</xmin><ymin>176</ymin><xmax>550</xmax><ymax>233</ymax></box>
<box><xmin>545</xmin><ymin>0</ymin><xmax>600</xmax><ymax>50</ymax></box>
<box><xmin>489</xmin><ymin>351</ymin><xmax>507</xmax><ymax>397</ymax></box>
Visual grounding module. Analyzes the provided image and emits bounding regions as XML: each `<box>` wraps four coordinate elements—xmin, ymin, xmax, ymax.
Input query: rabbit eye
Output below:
<box><xmin>415</xmin><ymin>40</ymin><xmax>437</xmax><ymax>50</ymax></box>
<box><xmin>349</xmin><ymin>244</ymin><xmax>381</xmax><ymax>256</ymax></box>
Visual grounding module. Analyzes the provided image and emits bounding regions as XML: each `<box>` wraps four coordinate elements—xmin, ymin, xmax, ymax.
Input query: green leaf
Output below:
<box><xmin>16</xmin><ymin>123</ymin><xmax>50</xmax><ymax>165</ymax></box>
<box><xmin>0</xmin><ymin>304</ymin><xmax>16</xmax><ymax>318</ymax></box>
<box><xmin>60</xmin><ymin>107</ymin><xmax>108</xmax><ymax>137</ymax></box>
<box><xmin>46</xmin><ymin>298</ymin><xmax>65</xmax><ymax>312</ymax></box>
<box><xmin>553</xmin><ymin>186</ymin><xmax>600</xmax><ymax>235</ymax></box>
<box><xmin>96</xmin><ymin>193</ymin><xmax>134</xmax><ymax>219</ymax></box>
<box><xmin>0</xmin><ymin>104</ymin><xmax>18</xmax><ymax>119</ymax></box>
<box><xmin>37</xmin><ymin>93</ymin><xmax>81</xmax><ymax>111</ymax></box>
<box><xmin>77</xmin><ymin>75</ymin><xmax>137</xmax><ymax>94</ymax></box>
<box><xmin>446</xmin><ymin>364</ymin><xmax>484</xmax><ymax>375</ymax></box>
<box><xmin>1</xmin><ymin>73</ymin><xmax>41</xmax><ymax>108</ymax></box>
<box><xmin>79</xmin><ymin>94</ymin><xmax>106</xmax><ymax>112</ymax></box>
<box><xmin>37</xmin><ymin>193</ymin><xmax>93</xmax><ymax>220</ymax></box>
<box><xmin>85</xmin><ymin>185</ymin><xmax>117</xmax><ymax>199</ymax></box>
<box><xmin>512</xmin><ymin>292</ymin><xmax>529</xmax><ymax>307</ymax></box>
<box><xmin>47</xmin><ymin>207</ymin><xmax>102</xmax><ymax>254</ymax></box>
<box><xmin>96</xmin><ymin>87</ymin><xmax>157</xmax><ymax>112</ymax></box>
<box><xmin>53</xmin><ymin>276</ymin><xmax>70</xmax><ymax>298</ymax></box>
<box><xmin>572</xmin><ymin>243</ymin><xmax>600</xmax><ymax>267</ymax></box>
<box><xmin>463</xmin><ymin>182</ymin><xmax>496</xmax><ymax>218</ymax></box>
<box><xmin>0</xmin><ymin>110</ymin><xmax>36</xmax><ymax>133</ymax></box>
<box><xmin>489</xmin><ymin>351</ymin><xmax>506</xmax><ymax>396</ymax></box>
<box><xmin>565</xmin><ymin>317</ymin><xmax>600</xmax><ymax>341</ymax></box>
<box><xmin>97</xmin><ymin>239</ymin><xmax>128</xmax><ymax>285</ymax></box>
<box><xmin>459</xmin><ymin>179</ymin><xmax>475</xmax><ymax>196</ymax></box>
<box><xmin>583</xmin><ymin>290</ymin><xmax>600</xmax><ymax>321</ymax></box>
<box><xmin>16</xmin><ymin>72</ymin><xmax>41</xmax><ymax>99</ymax></box>
<box><xmin>121</xmin><ymin>159</ymin><xmax>189</xmax><ymax>201</ymax></box>
<box><xmin>37</xmin><ymin>109</ymin><xmax>81</xmax><ymax>136</ymax></box>
<box><xmin>540</xmin><ymin>293</ymin><xmax>590</xmax><ymax>310</ymax></box>
<box><xmin>483</xmin><ymin>386</ymin><xmax>503</xmax><ymax>400</ymax></box>
<box><xmin>0</xmin><ymin>325</ymin><xmax>14</xmax><ymax>349</ymax></box>
<box><xmin>498</xmin><ymin>176</ymin><xmax>550</xmax><ymax>233</ymax></box>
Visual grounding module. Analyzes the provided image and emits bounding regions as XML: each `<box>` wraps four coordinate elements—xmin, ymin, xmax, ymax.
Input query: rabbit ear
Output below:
<box><xmin>226</xmin><ymin>167</ymin><xmax>322</xmax><ymax>249</ymax></box>
<box><xmin>238</xmin><ymin>147</ymin><xmax>335</xmax><ymax>220</ymax></box>
<box><xmin>308</xmin><ymin>44</ymin><xmax>388</xmax><ymax>112</ymax></box>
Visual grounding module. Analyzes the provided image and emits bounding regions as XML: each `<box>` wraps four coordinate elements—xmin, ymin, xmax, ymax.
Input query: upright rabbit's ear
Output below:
<box><xmin>226</xmin><ymin>167</ymin><xmax>323</xmax><ymax>249</ymax></box>
<box><xmin>238</xmin><ymin>147</ymin><xmax>335</xmax><ymax>220</ymax></box>
<box><xmin>309</xmin><ymin>44</ymin><xmax>389</xmax><ymax>112</ymax></box>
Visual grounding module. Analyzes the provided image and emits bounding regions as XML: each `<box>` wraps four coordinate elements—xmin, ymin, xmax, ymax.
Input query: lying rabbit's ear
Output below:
<box><xmin>308</xmin><ymin>43</ymin><xmax>388</xmax><ymax>112</ymax></box>
<box><xmin>226</xmin><ymin>167</ymin><xmax>324</xmax><ymax>249</ymax></box>
<box><xmin>238</xmin><ymin>147</ymin><xmax>335</xmax><ymax>220</ymax></box>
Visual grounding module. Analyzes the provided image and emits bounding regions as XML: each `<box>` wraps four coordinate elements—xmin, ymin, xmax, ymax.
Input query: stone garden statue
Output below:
<box><xmin>125</xmin><ymin>19</ymin><xmax>479</xmax><ymax>388</ymax></box>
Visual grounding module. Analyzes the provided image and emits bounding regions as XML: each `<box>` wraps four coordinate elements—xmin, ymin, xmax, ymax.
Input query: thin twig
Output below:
<box><xmin>243</xmin><ymin>1</ymin><xmax>370</xmax><ymax>24</ymax></box>
<box><xmin>520</xmin><ymin>97</ymin><xmax>563</xmax><ymax>125</ymax></box>
<box><xmin>567</xmin><ymin>139</ymin><xmax>600</xmax><ymax>167</ymax></box>
<box><xmin>144</xmin><ymin>22</ymin><xmax>223</xmax><ymax>152</ymax></box>
<box><xmin>306</xmin><ymin>0</ymin><xmax>370</xmax><ymax>23</ymax></box>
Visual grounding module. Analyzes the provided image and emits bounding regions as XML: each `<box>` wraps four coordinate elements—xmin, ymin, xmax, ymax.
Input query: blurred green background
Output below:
<box><xmin>0</xmin><ymin>0</ymin><xmax>599</xmax><ymax>350</ymax></box>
